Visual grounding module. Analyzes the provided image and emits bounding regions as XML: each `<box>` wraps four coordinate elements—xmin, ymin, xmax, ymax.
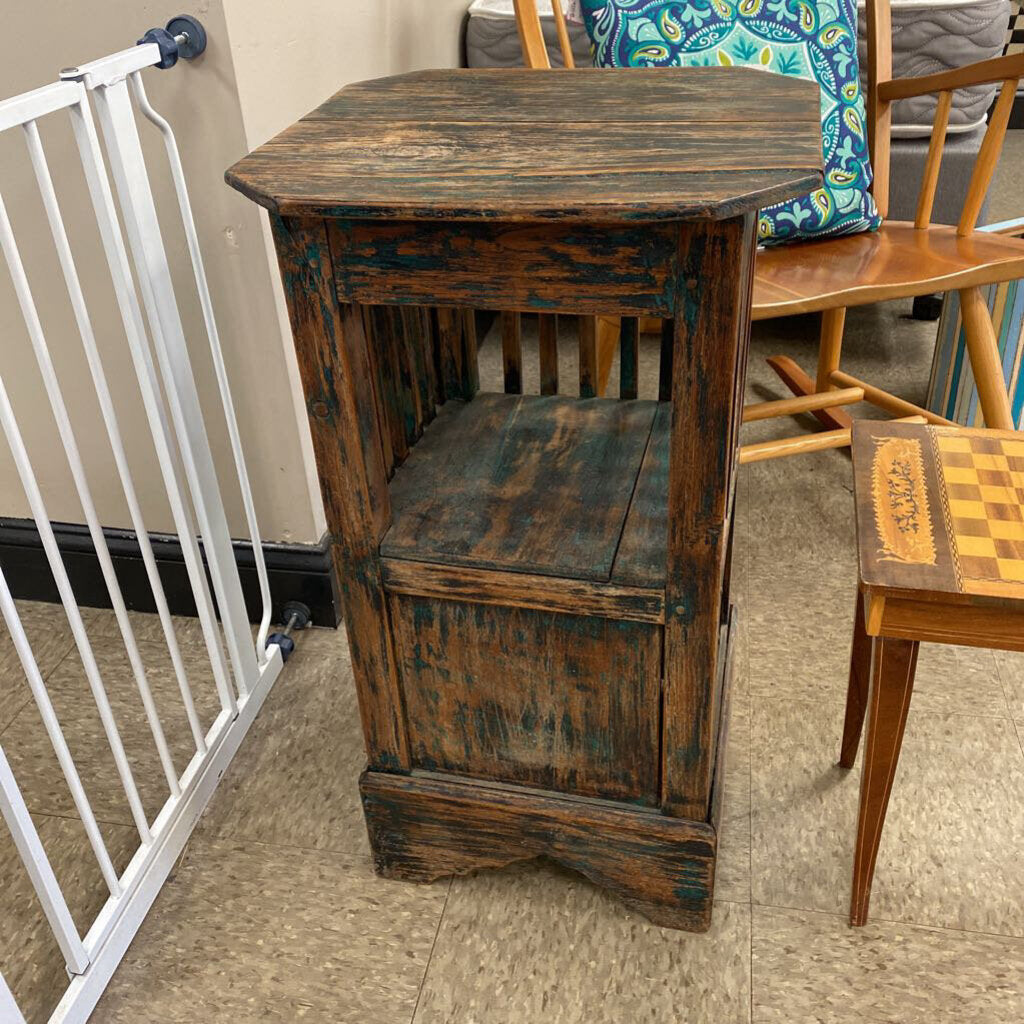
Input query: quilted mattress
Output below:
<box><xmin>857</xmin><ymin>0</ymin><xmax>1011</xmax><ymax>137</ymax></box>
<box><xmin>467</xmin><ymin>0</ymin><xmax>1010</xmax><ymax>138</ymax></box>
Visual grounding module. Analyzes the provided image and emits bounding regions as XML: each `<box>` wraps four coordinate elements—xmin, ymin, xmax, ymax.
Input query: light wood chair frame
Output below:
<box><xmin>513</xmin><ymin>0</ymin><xmax>1024</xmax><ymax>450</ymax></box>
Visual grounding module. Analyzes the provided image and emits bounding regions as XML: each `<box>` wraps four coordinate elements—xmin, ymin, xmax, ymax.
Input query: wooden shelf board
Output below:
<box><xmin>382</xmin><ymin>393</ymin><xmax>671</xmax><ymax>586</ymax></box>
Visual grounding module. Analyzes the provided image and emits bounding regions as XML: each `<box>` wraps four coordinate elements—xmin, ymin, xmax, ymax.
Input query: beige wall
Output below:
<box><xmin>0</xmin><ymin>0</ymin><xmax>468</xmax><ymax>545</ymax></box>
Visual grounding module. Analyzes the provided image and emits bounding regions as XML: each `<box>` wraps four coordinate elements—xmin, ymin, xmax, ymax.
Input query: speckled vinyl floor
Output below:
<box><xmin>2</xmin><ymin>136</ymin><xmax>1023</xmax><ymax>1023</ymax></box>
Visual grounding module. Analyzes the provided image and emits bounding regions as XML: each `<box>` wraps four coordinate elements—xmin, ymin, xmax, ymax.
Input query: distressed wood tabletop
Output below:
<box><xmin>226</xmin><ymin>67</ymin><xmax>822</xmax><ymax>222</ymax></box>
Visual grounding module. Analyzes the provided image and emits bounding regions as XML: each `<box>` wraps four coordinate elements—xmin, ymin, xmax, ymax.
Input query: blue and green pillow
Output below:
<box><xmin>578</xmin><ymin>0</ymin><xmax>882</xmax><ymax>244</ymax></box>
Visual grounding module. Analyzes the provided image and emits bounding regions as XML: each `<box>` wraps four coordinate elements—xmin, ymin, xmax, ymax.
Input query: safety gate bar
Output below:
<box><xmin>0</xmin><ymin>25</ymin><xmax>284</xmax><ymax>1024</ymax></box>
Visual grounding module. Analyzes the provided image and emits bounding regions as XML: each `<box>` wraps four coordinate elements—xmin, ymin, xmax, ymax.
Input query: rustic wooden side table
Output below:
<box><xmin>843</xmin><ymin>419</ymin><xmax>1024</xmax><ymax>926</ymax></box>
<box><xmin>227</xmin><ymin>68</ymin><xmax>822</xmax><ymax>931</ymax></box>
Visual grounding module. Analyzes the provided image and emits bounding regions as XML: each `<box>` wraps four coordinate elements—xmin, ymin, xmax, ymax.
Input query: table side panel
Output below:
<box><xmin>389</xmin><ymin>594</ymin><xmax>662</xmax><ymax>805</ymax></box>
<box><xmin>329</xmin><ymin>219</ymin><xmax>681</xmax><ymax>316</ymax></box>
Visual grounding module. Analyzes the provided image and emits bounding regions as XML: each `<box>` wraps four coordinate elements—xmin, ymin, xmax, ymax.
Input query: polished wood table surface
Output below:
<box><xmin>227</xmin><ymin>67</ymin><xmax>822</xmax><ymax>931</ymax></box>
<box><xmin>842</xmin><ymin>419</ymin><xmax>1024</xmax><ymax>925</ymax></box>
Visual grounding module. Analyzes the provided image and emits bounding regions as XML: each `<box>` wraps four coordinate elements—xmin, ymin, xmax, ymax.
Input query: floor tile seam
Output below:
<box><xmin>410</xmin><ymin>875</ymin><xmax>453</xmax><ymax>1024</ymax></box>
<box><xmin>748</xmin><ymin>898</ymin><xmax>1024</xmax><ymax>943</ymax></box>
<box><xmin>747</xmin><ymin>691</ymin><xmax>1015</xmax><ymax>723</ymax></box>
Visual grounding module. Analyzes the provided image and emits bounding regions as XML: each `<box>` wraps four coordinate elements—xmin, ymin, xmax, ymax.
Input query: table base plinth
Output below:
<box><xmin>361</xmin><ymin>769</ymin><xmax>720</xmax><ymax>932</ymax></box>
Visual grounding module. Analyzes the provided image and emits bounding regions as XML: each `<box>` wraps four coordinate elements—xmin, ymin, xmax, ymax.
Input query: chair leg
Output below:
<box><xmin>850</xmin><ymin>635</ymin><xmax>919</xmax><ymax>927</ymax></box>
<box><xmin>816</xmin><ymin>307</ymin><xmax>847</xmax><ymax>392</ymax></box>
<box><xmin>766</xmin><ymin>307</ymin><xmax>853</xmax><ymax>432</ymax></box>
<box><xmin>595</xmin><ymin>316</ymin><xmax>620</xmax><ymax>397</ymax></box>
<box><xmin>959</xmin><ymin>286</ymin><xmax>1014</xmax><ymax>429</ymax></box>
<box><xmin>839</xmin><ymin>593</ymin><xmax>872</xmax><ymax>769</ymax></box>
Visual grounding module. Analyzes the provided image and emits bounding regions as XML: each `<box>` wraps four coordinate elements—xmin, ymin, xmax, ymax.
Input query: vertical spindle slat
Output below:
<box><xmin>400</xmin><ymin>306</ymin><xmax>429</xmax><ymax>435</ymax></box>
<box><xmin>365</xmin><ymin>305</ymin><xmax>410</xmax><ymax>464</ymax></box>
<box><xmin>502</xmin><ymin>310</ymin><xmax>523</xmax><ymax>394</ymax></box>
<box><xmin>461</xmin><ymin>308</ymin><xmax>480</xmax><ymax>398</ymax></box>
<box><xmin>914</xmin><ymin>90</ymin><xmax>952</xmax><ymax>229</ymax></box>
<box><xmin>437</xmin><ymin>306</ymin><xmax>475</xmax><ymax>402</ymax></box>
<box><xmin>579</xmin><ymin>316</ymin><xmax>597</xmax><ymax>398</ymax></box>
<box><xmin>538</xmin><ymin>313</ymin><xmax>559</xmax><ymax>395</ymax></box>
<box><xmin>620</xmin><ymin>317</ymin><xmax>639</xmax><ymax>400</ymax></box>
<box><xmin>659</xmin><ymin>318</ymin><xmax>674</xmax><ymax>402</ymax></box>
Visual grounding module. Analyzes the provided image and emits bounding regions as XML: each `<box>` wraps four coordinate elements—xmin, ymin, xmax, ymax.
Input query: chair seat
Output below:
<box><xmin>752</xmin><ymin>221</ymin><xmax>1024</xmax><ymax>320</ymax></box>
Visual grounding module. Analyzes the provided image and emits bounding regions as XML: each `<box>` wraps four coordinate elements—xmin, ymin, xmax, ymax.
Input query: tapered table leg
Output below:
<box><xmin>850</xmin><ymin>635</ymin><xmax>919</xmax><ymax>926</ymax></box>
<box><xmin>839</xmin><ymin>593</ymin><xmax>872</xmax><ymax>769</ymax></box>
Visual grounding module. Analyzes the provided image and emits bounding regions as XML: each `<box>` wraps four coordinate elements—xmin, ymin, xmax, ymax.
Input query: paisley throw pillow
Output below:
<box><xmin>578</xmin><ymin>0</ymin><xmax>882</xmax><ymax>244</ymax></box>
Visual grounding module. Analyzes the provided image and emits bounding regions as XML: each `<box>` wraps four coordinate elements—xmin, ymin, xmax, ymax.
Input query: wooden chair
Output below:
<box><xmin>513</xmin><ymin>0</ymin><xmax>1024</xmax><ymax>454</ymax></box>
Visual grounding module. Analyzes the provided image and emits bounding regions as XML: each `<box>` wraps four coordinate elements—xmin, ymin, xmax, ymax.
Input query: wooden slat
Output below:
<box><xmin>513</xmin><ymin>0</ymin><xmax>551</xmax><ymax>69</ymax></box>
<box><xmin>613</xmin><ymin>402</ymin><xmax>670</xmax><ymax>588</ymax></box>
<box><xmin>740</xmin><ymin>414</ymin><xmax>927</xmax><ymax>464</ymax></box>
<box><xmin>436</xmin><ymin>306</ymin><xmax>476</xmax><ymax>403</ymax></box>
<box><xmin>958</xmin><ymin>286</ymin><xmax>1015</xmax><ymax>427</ymax></box>
<box><xmin>501</xmin><ymin>311</ymin><xmax>523</xmax><ymax>394</ymax></box>
<box><xmin>303</xmin><ymin>68</ymin><xmax>826</xmax><ymax>125</ymax></box>
<box><xmin>829</xmin><ymin>370</ymin><xmax>956</xmax><ymax>425</ymax></box>
<box><xmin>461</xmin><ymin>308</ymin><xmax>480</xmax><ymax>397</ymax></box>
<box><xmin>270</xmin><ymin>215</ymin><xmax>408</xmax><ymax>770</ymax></box>
<box><xmin>740</xmin><ymin>427</ymin><xmax>855</xmax><ymax>464</ymax></box>
<box><xmin>364</xmin><ymin>305</ymin><xmax>411</xmax><ymax>464</ymax></box>
<box><xmin>358</xmin><ymin>305</ymin><xmax>395</xmax><ymax>479</ymax></box>
<box><xmin>596</xmin><ymin>316</ymin><xmax>619</xmax><ymax>396</ymax></box>
<box><xmin>550</xmin><ymin>0</ymin><xmax>576</xmax><ymax>69</ymax></box>
<box><xmin>958</xmin><ymin>79</ymin><xmax>1019</xmax><ymax>236</ymax></box>
<box><xmin>766</xmin><ymin>355</ymin><xmax>854</xmax><ymax>431</ymax></box>
<box><xmin>915</xmin><ymin>90</ymin><xmax>952</xmax><ymax>229</ymax></box>
<box><xmin>538</xmin><ymin>313</ymin><xmax>559</xmax><ymax>395</ymax></box>
<box><xmin>877</xmin><ymin>52</ymin><xmax>1024</xmax><ymax>102</ymax></box>
<box><xmin>619</xmin><ymin>317</ymin><xmax>639</xmax><ymax>400</ymax></box>
<box><xmin>742</xmin><ymin>386</ymin><xmax>864</xmax><ymax>423</ymax></box>
<box><xmin>381</xmin><ymin>394</ymin><xmax>658</xmax><ymax>581</ymax></box>
<box><xmin>866</xmin><ymin>0</ymin><xmax>893</xmax><ymax>218</ymax></box>
<box><xmin>382</xmin><ymin>558</ymin><xmax>665</xmax><ymax>623</ymax></box>
<box><xmin>578</xmin><ymin>316</ymin><xmax>597</xmax><ymax>398</ymax></box>
<box><xmin>658</xmin><ymin>317</ymin><xmax>674</xmax><ymax>402</ymax></box>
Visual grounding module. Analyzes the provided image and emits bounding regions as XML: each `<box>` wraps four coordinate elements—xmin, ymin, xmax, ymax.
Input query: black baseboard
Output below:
<box><xmin>0</xmin><ymin>518</ymin><xmax>340</xmax><ymax>628</ymax></box>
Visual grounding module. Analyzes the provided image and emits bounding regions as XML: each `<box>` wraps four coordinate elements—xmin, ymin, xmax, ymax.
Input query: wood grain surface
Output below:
<box><xmin>328</xmin><ymin>218</ymin><xmax>682</xmax><ymax>316</ymax></box>
<box><xmin>270</xmin><ymin>216</ymin><xmax>408</xmax><ymax>771</ymax></box>
<box><xmin>381</xmin><ymin>394</ymin><xmax>657</xmax><ymax>580</ymax></box>
<box><xmin>662</xmin><ymin>215</ymin><xmax>755</xmax><ymax>820</ymax></box>
<box><xmin>381</xmin><ymin>559</ymin><xmax>666</xmax><ymax>624</ymax></box>
<box><xmin>389</xmin><ymin>595</ymin><xmax>661</xmax><ymax>803</ymax></box>
<box><xmin>613</xmin><ymin>402</ymin><xmax>671</xmax><ymax>588</ymax></box>
<box><xmin>753</xmin><ymin>222</ymin><xmax>1024</xmax><ymax>318</ymax></box>
<box><xmin>361</xmin><ymin>769</ymin><xmax>720</xmax><ymax>931</ymax></box>
<box><xmin>226</xmin><ymin>69</ymin><xmax>822</xmax><ymax>222</ymax></box>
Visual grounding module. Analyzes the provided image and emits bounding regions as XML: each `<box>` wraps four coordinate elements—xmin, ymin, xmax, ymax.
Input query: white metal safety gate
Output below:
<box><xmin>0</xmin><ymin>30</ymin><xmax>284</xmax><ymax>1024</ymax></box>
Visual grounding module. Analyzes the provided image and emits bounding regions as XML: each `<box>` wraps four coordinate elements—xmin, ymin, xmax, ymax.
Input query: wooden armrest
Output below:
<box><xmin>877</xmin><ymin>52</ymin><xmax>1024</xmax><ymax>102</ymax></box>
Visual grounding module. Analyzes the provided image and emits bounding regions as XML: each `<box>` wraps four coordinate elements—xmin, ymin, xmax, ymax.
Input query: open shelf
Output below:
<box><xmin>381</xmin><ymin>393</ymin><xmax>670</xmax><ymax>588</ymax></box>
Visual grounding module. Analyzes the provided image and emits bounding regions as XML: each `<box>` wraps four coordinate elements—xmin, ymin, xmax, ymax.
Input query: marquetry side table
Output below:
<box><xmin>227</xmin><ymin>67</ymin><xmax>822</xmax><ymax>931</ymax></box>
<box><xmin>842</xmin><ymin>419</ymin><xmax>1024</xmax><ymax>926</ymax></box>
